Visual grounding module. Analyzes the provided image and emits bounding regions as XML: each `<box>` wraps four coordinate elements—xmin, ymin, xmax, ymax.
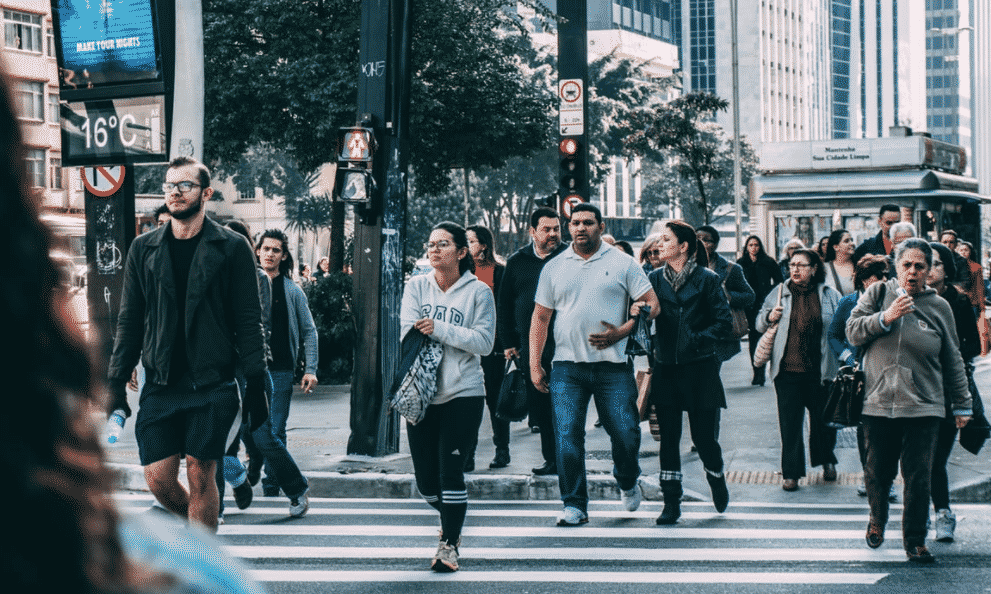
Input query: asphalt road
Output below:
<box><xmin>117</xmin><ymin>493</ymin><xmax>991</xmax><ymax>594</ymax></box>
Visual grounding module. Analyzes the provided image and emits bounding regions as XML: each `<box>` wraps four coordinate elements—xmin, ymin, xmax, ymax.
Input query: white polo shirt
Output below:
<box><xmin>534</xmin><ymin>241</ymin><xmax>652</xmax><ymax>364</ymax></box>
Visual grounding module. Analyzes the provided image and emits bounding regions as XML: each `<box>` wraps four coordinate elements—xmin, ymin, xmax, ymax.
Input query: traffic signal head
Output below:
<box><xmin>559</xmin><ymin>137</ymin><xmax>585</xmax><ymax>200</ymax></box>
<box><xmin>338</xmin><ymin>127</ymin><xmax>376</xmax><ymax>163</ymax></box>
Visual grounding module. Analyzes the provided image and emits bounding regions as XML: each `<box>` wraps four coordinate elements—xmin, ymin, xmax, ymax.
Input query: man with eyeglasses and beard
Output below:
<box><xmin>107</xmin><ymin>157</ymin><xmax>269</xmax><ymax>531</ymax></box>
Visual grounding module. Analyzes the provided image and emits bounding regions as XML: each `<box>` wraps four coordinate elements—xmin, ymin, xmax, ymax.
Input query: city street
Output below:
<box><xmin>117</xmin><ymin>493</ymin><xmax>991</xmax><ymax>593</ymax></box>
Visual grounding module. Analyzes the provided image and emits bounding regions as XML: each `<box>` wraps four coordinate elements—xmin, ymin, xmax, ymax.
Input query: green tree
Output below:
<box><xmin>637</xmin><ymin>124</ymin><xmax>757</xmax><ymax>226</ymax></box>
<box><xmin>625</xmin><ymin>92</ymin><xmax>731</xmax><ymax>225</ymax></box>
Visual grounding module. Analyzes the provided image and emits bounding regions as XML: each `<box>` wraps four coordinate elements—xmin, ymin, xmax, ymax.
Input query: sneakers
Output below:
<box><xmin>906</xmin><ymin>545</ymin><xmax>935</xmax><ymax>564</ymax></box>
<box><xmin>934</xmin><ymin>508</ymin><xmax>956</xmax><ymax>542</ymax></box>
<box><xmin>289</xmin><ymin>491</ymin><xmax>309</xmax><ymax>518</ymax></box>
<box><xmin>431</xmin><ymin>541</ymin><xmax>459</xmax><ymax>572</ymax></box>
<box><xmin>233</xmin><ymin>481</ymin><xmax>253</xmax><ymax>510</ymax></box>
<box><xmin>866</xmin><ymin>520</ymin><xmax>885</xmax><ymax>549</ymax></box>
<box><xmin>621</xmin><ymin>484</ymin><xmax>642</xmax><ymax>512</ymax></box>
<box><xmin>857</xmin><ymin>482</ymin><xmax>867</xmax><ymax>497</ymax></box>
<box><xmin>556</xmin><ymin>506</ymin><xmax>589</xmax><ymax>526</ymax></box>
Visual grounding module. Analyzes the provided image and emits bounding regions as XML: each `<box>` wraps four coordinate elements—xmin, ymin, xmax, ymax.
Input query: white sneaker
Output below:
<box><xmin>556</xmin><ymin>506</ymin><xmax>589</xmax><ymax>526</ymax></box>
<box><xmin>289</xmin><ymin>491</ymin><xmax>309</xmax><ymax>518</ymax></box>
<box><xmin>934</xmin><ymin>508</ymin><xmax>956</xmax><ymax>542</ymax></box>
<box><xmin>621</xmin><ymin>484</ymin><xmax>643</xmax><ymax>512</ymax></box>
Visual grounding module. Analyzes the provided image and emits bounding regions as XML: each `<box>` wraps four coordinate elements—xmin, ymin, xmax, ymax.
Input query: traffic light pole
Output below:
<box><xmin>347</xmin><ymin>0</ymin><xmax>412</xmax><ymax>456</ymax></box>
<box><xmin>557</xmin><ymin>0</ymin><xmax>589</xmax><ymax>238</ymax></box>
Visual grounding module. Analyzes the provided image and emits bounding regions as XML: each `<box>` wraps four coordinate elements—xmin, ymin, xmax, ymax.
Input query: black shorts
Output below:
<box><xmin>135</xmin><ymin>376</ymin><xmax>240</xmax><ymax>466</ymax></box>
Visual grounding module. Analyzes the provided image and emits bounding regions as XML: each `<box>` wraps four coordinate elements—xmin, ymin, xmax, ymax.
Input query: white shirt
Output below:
<box><xmin>534</xmin><ymin>242</ymin><xmax>652</xmax><ymax>364</ymax></box>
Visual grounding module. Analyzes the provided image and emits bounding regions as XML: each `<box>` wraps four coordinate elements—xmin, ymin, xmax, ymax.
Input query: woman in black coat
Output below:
<box><xmin>632</xmin><ymin>220</ymin><xmax>733</xmax><ymax>525</ymax></box>
<box><xmin>737</xmin><ymin>235</ymin><xmax>783</xmax><ymax>385</ymax></box>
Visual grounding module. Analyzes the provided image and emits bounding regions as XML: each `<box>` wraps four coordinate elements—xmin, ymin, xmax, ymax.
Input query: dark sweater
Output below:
<box><xmin>497</xmin><ymin>242</ymin><xmax>568</xmax><ymax>363</ymax></box>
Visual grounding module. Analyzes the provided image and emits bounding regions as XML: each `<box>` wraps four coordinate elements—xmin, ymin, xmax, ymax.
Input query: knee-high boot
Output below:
<box><xmin>656</xmin><ymin>480</ymin><xmax>683</xmax><ymax>525</ymax></box>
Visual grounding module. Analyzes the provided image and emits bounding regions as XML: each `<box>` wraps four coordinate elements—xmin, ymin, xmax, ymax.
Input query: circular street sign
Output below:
<box><xmin>561</xmin><ymin>194</ymin><xmax>585</xmax><ymax>220</ymax></box>
<box><xmin>81</xmin><ymin>166</ymin><xmax>126</xmax><ymax>197</ymax></box>
<box><xmin>560</xmin><ymin>80</ymin><xmax>582</xmax><ymax>103</ymax></box>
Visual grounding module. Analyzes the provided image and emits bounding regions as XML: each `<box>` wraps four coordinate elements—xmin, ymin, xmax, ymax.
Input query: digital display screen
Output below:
<box><xmin>61</xmin><ymin>95</ymin><xmax>167</xmax><ymax>165</ymax></box>
<box><xmin>53</xmin><ymin>0</ymin><xmax>161</xmax><ymax>91</ymax></box>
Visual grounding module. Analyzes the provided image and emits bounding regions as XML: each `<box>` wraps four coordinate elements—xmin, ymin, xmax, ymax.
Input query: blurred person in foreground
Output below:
<box><xmin>847</xmin><ymin>238</ymin><xmax>971</xmax><ymax>563</ymax></box>
<box><xmin>0</xmin><ymin>68</ymin><xmax>262</xmax><ymax>593</ymax></box>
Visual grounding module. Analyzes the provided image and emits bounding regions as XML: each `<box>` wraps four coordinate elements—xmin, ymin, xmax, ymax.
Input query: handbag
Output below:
<box><xmin>724</xmin><ymin>263</ymin><xmax>749</xmax><ymax>339</ymax></box>
<box><xmin>635</xmin><ymin>368</ymin><xmax>652</xmax><ymax>421</ymax></box>
<box><xmin>753</xmin><ymin>284</ymin><xmax>784</xmax><ymax>368</ymax></box>
<box><xmin>625</xmin><ymin>305</ymin><xmax>652</xmax><ymax>356</ymax></box>
<box><xmin>823</xmin><ymin>364</ymin><xmax>865</xmax><ymax>428</ymax></box>
<box><xmin>495</xmin><ymin>356</ymin><xmax>529</xmax><ymax>422</ymax></box>
<box><xmin>389</xmin><ymin>328</ymin><xmax>444</xmax><ymax>425</ymax></box>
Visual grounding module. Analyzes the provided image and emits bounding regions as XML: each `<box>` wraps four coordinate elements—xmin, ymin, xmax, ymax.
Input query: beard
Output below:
<box><xmin>169</xmin><ymin>195</ymin><xmax>203</xmax><ymax>220</ymax></box>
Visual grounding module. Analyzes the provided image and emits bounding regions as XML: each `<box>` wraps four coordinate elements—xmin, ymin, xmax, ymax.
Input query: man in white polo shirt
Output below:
<box><xmin>529</xmin><ymin>203</ymin><xmax>660</xmax><ymax>526</ymax></box>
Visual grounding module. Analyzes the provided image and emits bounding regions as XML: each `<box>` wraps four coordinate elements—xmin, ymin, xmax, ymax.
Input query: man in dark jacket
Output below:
<box><xmin>498</xmin><ymin>207</ymin><xmax>567</xmax><ymax>476</ymax></box>
<box><xmin>852</xmin><ymin>204</ymin><xmax>901</xmax><ymax>264</ymax></box>
<box><xmin>107</xmin><ymin>157</ymin><xmax>268</xmax><ymax>531</ymax></box>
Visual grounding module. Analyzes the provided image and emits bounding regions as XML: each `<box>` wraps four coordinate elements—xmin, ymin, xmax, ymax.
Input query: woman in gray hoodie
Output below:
<box><xmin>400</xmin><ymin>221</ymin><xmax>496</xmax><ymax>573</ymax></box>
<box><xmin>847</xmin><ymin>238</ymin><xmax>972</xmax><ymax>564</ymax></box>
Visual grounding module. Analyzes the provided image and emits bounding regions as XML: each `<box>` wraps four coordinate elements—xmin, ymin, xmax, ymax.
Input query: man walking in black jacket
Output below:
<box><xmin>107</xmin><ymin>157</ymin><xmax>269</xmax><ymax>530</ymax></box>
<box><xmin>498</xmin><ymin>207</ymin><xmax>567</xmax><ymax>475</ymax></box>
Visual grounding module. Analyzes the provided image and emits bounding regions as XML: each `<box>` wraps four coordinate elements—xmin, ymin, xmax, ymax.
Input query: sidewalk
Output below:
<box><xmin>106</xmin><ymin>348</ymin><xmax>991</xmax><ymax>505</ymax></box>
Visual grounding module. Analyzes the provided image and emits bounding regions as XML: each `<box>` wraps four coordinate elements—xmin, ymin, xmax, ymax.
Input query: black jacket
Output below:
<box><xmin>649</xmin><ymin>264</ymin><xmax>733</xmax><ymax>365</ymax></box>
<box><xmin>497</xmin><ymin>242</ymin><xmax>568</xmax><ymax>364</ymax></box>
<box><xmin>852</xmin><ymin>230</ymin><xmax>887</xmax><ymax>264</ymax></box>
<box><xmin>737</xmin><ymin>252</ymin><xmax>782</xmax><ymax>316</ymax></box>
<box><xmin>108</xmin><ymin>217</ymin><xmax>267</xmax><ymax>388</ymax></box>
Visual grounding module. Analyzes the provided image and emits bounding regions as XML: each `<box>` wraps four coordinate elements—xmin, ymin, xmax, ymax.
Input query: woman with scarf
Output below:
<box><xmin>631</xmin><ymin>220</ymin><xmax>733</xmax><ymax>525</ymax></box>
<box><xmin>756</xmin><ymin>248</ymin><xmax>841</xmax><ymax>492</ymax></box>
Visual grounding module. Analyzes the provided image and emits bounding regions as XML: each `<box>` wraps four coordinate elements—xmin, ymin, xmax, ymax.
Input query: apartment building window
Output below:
<box><xmin>4</xmin><ymin>10</ymin><xmax>43</xmax><ymax>53</ymax></box>
<box><xmin>49</xmin><ymin>156</ymin><xmax>63</xmax><ymax>190</ymax></box>
<box><xmin>25</xmin><ymin>149</ymin><xmax>45</xmax><ymax>187</ymax></box>
<box><xmin>16</xmin><ymin>81</ymin><xmax>44</xmax><ymax>120</ymax></box>
<box><xmin>47</xmin><ymin>92</ymin><xmax>59</xmax><ymax>122</ymax></box>
<box><xmin>46</xmin><ymin>26</ymin><xmax>54</xmax><ymax>56</ymax></box>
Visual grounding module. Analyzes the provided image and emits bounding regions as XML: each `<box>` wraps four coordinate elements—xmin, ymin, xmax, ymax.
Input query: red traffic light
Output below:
<box><xmin>559</xmin><ymin>137</ymin><xmax>579</xmax><ymax>156</ymax></box>
<box><xmin>338</xmin><ymin>127</ymin><xmax>376</xmax><ymax>163</ymax></box>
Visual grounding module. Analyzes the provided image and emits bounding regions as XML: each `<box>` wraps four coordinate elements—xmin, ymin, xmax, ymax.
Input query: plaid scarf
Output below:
<box><xmin>663</xmin><ymin>258</ymin><xmax>697</xmax><ymax>293</ymax></box>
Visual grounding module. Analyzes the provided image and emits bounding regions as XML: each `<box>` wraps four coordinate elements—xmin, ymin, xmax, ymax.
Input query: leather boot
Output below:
<box><xmin>706</xmin><ymin>472</ymin><xmax>729</xmax><ymax>513</ymax></box>
<box><xmin>656</xmin><ymin>480</ymin><xmax>683</xmax><ymax>525</ymax></box>
<box><xmin>489</xmin><ymin>447</ymin><xmax>510</xmax><ymax>469</ymax></box>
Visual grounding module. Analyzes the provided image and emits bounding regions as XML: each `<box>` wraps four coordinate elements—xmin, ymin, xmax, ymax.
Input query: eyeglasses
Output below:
<box><xmin>788</xmin><ymin>263</ymin><xmax>811</xmax><ymax>269</ymax></box>
<box><xmin>163</xmin><ymin>181</ymin><xmax>201</xmax><ymax>193</ymax></box>
<box><xmin>424</xmin><ymin>240</ymin><xmax>453</xmax><ymax>251</ymax></box>
<box><xmin>646</xmin><ymin>249</ymin><xmax>662</xmax><ymax>256</ymax></box>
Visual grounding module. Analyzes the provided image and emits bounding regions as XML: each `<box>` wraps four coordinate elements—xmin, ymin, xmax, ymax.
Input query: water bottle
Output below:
<box><xmin>105</xmin><ymin>409</ymin><xmax>126</xmax><ymax>444</ymax></box>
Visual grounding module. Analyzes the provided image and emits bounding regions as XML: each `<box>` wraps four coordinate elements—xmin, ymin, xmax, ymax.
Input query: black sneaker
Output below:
<box><xmin>906</xmin><ymin>545</ymin><xmax>935</xmax><ymax>564</ymax></box>
<box><xmin>233</xmin><ymin>481</ymin><xmax>253</xmax><ymax>510</ymax></box>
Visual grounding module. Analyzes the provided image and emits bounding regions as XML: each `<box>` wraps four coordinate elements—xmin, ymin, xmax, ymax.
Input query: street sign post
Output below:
<box><xmin>557</xmin><ymin>0</ymin><xmax>589</xmax><ymax>241</ymax></box>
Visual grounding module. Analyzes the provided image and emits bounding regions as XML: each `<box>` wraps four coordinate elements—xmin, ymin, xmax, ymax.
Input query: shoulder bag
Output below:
<box><xmin>724</xmin><ymin>263</ymin><xmax>750</xmax><ymax>339</ymax></box>
<box><xmin>389</xmin><ymin>327</ymin><xmax>444</xmax><ymax>425</ymax></box>
<box><xmin>753</xmin><ymin>284</ymin><xmax>784</xmax><ymax>368</ymax></box>
<box><xmin>823</xmin><ymin>364</ymin><xmax>865</xmax><ymax>428</ymax></box>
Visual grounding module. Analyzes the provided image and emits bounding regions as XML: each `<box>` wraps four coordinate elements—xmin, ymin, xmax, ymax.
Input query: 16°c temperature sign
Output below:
<box><xmin>60</xmin><ymin>95</ymin><xmax>167</xmax><ymax>166</ymax></box>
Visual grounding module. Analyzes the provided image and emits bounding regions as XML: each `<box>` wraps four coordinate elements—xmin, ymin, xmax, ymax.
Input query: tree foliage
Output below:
<box><xmin>625</xmin><ymin>92</ymin><xmax>730</xmax><ymax>225</ymax></box>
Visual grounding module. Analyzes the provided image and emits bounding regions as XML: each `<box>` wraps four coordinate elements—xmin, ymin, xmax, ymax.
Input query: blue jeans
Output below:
<box><xmin>550</xmin><ymin>361</ymin><xmax>642</xmax><ymax>512</ymax></box>
<box><xmin>235</xmin><ymin>372</ymin><xmax>308</xmax><ymax>500</ymax></box>
<box><xmin>263</xmin><ymin>370</ymin><xmax>295</xmax><ymax>492</ymax></box>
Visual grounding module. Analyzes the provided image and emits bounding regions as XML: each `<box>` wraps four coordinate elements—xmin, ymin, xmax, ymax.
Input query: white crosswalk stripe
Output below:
<box><xmin>117</xmin><ymin>495</ymin><xmax>955</xmax><ymax>587</ymax></box>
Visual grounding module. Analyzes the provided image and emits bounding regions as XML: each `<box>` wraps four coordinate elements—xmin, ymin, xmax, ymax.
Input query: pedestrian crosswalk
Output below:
<box><xmin>115</xmin><ymin>494</ymin><xmax>936</xmax><ymax>589</ymax></box>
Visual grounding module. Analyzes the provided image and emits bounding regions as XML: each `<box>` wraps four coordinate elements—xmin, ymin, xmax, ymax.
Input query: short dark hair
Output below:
<box><xmin>530</xmin><ymin>206</ymin><xmax>559</xmax><ymax>229</ymax></box>
<box><xmin>853</xmin><ymin>254</ymin><xmax>889</xmax><ymax>291</ymax></box>
<box><xmin>258</xmin><ymin>228</ymin><xmax>294</xmax><ymax>276</ymax></box>
<box><xmin>168</xmin><ymin>156</ymin><xmax>211</xmax><ymax>188</ymax></box>
<box><xmin>879</xmin><ymin>204</ymin><xmax>900</xmax><ymax>218</ymax></box>
<box><xmin>225</xmin><ymin>219</ymin><xmax>251</xmax><ymax>243</ymax></box>
<box><xmin>790</xmin><ymin>248</ymin><xmax>826</xmax><ymax>284</ymax></box>
<box><xmin>570</xmin><ymin>202</ymin><xmax>601</xmax><ymax>224</ymax></box>
<box><xmin>824</xmin><ymin>228</ymin><xmax>849</xmax><ymax>262</ymax></box>
<box><xmin>615</xmin><ymin>240</ymin><xmax>634</xmax><ymax>257</ymax></box>
<box><xmin>432</xmin><ymin>221</ymin><xmax>475</xmax><ymax>275</ymax></box>
<box><xmin>696</xmin><ymin>225</ymin><xmax>720</xmax><ymax>245</ymax></box>
<box><xmin>153</xmin><ymin>203</ymin><xmax>170</xmax><ymax>219</ymax></box>
<box><xmin>940</xmin><ymin>229</ymin><xmax>958</xmax><ymax>241</ymax></box>
<box><xmin>929</xmin><ymin>242</ymin><xmax>956</xmax><ymax>281</ymax></box>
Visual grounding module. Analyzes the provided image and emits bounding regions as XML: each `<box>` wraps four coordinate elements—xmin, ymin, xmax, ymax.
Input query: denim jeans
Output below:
<box><xmin>235</xmin><ymin>371</ymin><xmax>308</xmax><ymax>500</ymax></box>
<box><xmin>263</xmin><ymin>369</ymin><xmax>295</xmax><ymax>492</ymax></box>
<box><xmin>550</xmin><ymin>361</ymin><xmax>642</xmax><ymax>512</ymax></box>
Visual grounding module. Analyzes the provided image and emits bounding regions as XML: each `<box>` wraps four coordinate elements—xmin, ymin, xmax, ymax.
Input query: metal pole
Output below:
<box><xmin>170</xmin><ymin>0</ymin><xmax>204</xmax><ymax>159</ymax></box>
<box><xmin>730</xmin><ymin>0</ymin><xmax>743</xmax><ymax>255</ymax></box>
